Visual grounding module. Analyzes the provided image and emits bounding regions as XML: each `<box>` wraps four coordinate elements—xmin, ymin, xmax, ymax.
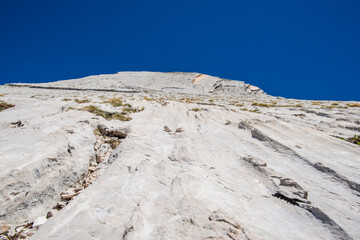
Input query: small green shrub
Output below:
<box><xmin>337</xmin><ymin>134</ymin><xmax>360</xmax><ymax>146</ymax></box>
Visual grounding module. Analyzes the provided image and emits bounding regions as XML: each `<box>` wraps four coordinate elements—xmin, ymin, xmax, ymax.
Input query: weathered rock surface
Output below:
<box><xmin>7</xmin><ymin>72</ymin><xmax>267</xmax><ymax>97</ymax></box>
<box><xmin>0</xmin><ymin>72</ymin><xmax>359</xmax><ymax>240</ymax></box>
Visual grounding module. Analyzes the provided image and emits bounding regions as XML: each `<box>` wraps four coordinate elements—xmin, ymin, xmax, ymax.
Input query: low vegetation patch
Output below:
<box><xmin>81</xmin><ymin>105</ymin><xmax>132</xmax><ymax>121</ymax></box>
<box><xmin>74</xmin><ymin>99</ymin><xmax>90</xmax><ymax>104</ymax></box>
<box><xmin>240</xmin><ymin>108</ymin><xmax>260</xmax><ymax>113</ymax></box>
<box><xmin>337</xmin><ymin>135</ymin><xmax>360</xmax><ymax>146</ymax></box>
<box><xmin>346</xmin><ymin>103</ymin><xmax>360</xmax><ymax>108</ymax></box>
<box><xmin>123</xmin><ymin>106</ymin><xmax>144</xmax><ymax>113</ymax></box>
<box><xmin>105</xmin><ymin>97</ymin><xmax>123</xmax><ymax>107</ymax></box>
<box><xmin>0</xmin><ymin>101</ymin><xmax>14</xmax><ymax>112</ymax></box>
<box><xmin>143</xmin><ymin>96</ymin><xmax>155</xmax><ymax>101</ymax></box>
<box><xmin>190</xmin><ymin>107</ymin><xmax>202</xmax><ymax>112</ymax></box>
<box><xmin>251</xmin><ymin>102</ymin><xmax>275</xmax><ymax>108</ymax></box>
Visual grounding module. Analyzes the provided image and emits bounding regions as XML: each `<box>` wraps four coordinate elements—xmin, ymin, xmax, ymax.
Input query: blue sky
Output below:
<box><xmin>1</xmin><ymin>0</ymin><xmax>359</xmax><ymax>100</ymax></box>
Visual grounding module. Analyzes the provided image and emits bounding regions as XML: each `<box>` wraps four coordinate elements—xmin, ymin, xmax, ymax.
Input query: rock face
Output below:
<box><xmin>0</xmin><ymin>72</ymin><xmax>360</xmax><ymax>240</ymax></box>
<box><xmin>8</xmin><ymin>72</ymin><xmax>267</xmax><ymax>97</ymax></box>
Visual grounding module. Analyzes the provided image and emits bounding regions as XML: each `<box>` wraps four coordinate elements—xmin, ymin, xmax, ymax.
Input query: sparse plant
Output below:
<box><xmin>62</xmin><ymin>98</ymin><xmax>71</xmax><ymax>101</ymax></box>
<box><xmin>190</xmin><ymin>107</ymin><xmax>201</xmax><ymax>112</ymax></box>
<box><xmin>337</xmin><ymin>134</ymin><xmax>360</xmax><ymax>146</ymax></box>
<box><xmin>93</xmin><ymin>129</ymin><xmax>101</xmax><ymax>136</ymax></box>
<box><xmin>347</xmin><ymin>135</ymin><xmax>360</xmax><ymax>145</ymax></box>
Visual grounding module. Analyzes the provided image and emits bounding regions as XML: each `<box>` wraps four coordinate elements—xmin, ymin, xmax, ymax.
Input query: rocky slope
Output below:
<box><xmin>0</xmin><ymin>72</ymin><xmax>359</xmax><ymax>240</ymax></box>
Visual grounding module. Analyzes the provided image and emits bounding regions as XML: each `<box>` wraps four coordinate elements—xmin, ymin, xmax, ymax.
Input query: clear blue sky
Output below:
<box><xmin>1</xmin><ymin>0</ymin><xmax>359</xmax><ymax>100</ymax></box>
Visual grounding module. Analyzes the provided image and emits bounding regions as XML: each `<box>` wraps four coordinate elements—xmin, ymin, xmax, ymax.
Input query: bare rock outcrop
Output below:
<box><xmin>0</xmin><ymin>72</ymin><xmax>359</xmax><ymax>240</ymax></box>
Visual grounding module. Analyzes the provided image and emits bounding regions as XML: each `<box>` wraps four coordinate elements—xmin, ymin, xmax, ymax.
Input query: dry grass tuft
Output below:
<box><xmin>0</xmin><ymin>101</ymin><xmax>14</xmax><ymax>112</ymax></box>
<box><xmin>81</xmin><ymin>105</ymin><xmax>132</xmax><ymax>121</ymax></box>
<box><xmin>190</xmin><ymin>107</ymin><xmax>201</xmax><ymax>112</ymax></box>
<box><xmin>105</xmin><ymin>97</ymin><xmax>123</xmax><ymax>107</ymax></box>
<box><xmin>143</xmin><ymin>96</ymin><xmax>155</xmax><ymax>101</ymax></box>
<box><xmin>346</xmin><ymin>103</ymin><xmax>360</xmax><ymax>108</ymax></box>
<box><xmin>74</xmin><ymin>99</ymin><xmax>90</xmax><ymax>104</ymax></box>
<box><xmin>251</xmin><ymin>102</ymin><xmax>273</xmax><ymax>108</ymax></box>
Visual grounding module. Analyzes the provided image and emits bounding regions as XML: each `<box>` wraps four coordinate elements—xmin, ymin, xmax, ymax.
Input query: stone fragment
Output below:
<box><xmin>9</xmin><ymin>120</ymin><xmax>24</xmax><ymax>128</ymax></box>
<box><xmin>97</xmin><ymin>124</ymin><xmax>108</xmax><ymax>136</ymax></box>
<box><xmin>280</xmin><ymin>178</ymin><xmax>303</xmax><ymax>190</ymax></box>
<box><xmin>46</xmin><ymin>211</ymin><xmax>53</xmax><ymax>219</ymax></box>
<box><xmin>53</xmin><ymin>202</ymin><xmax>66</xmax><ymax>210</ymax></box>
<box><xmin>175</xmin><ymin>127</ymin><xmax>183</xmax><ymax>132</ymax></box>
<box><xmin>242</xmin><ymin>156</ymin><xmax>267</xmax><ymax>167</ymax></box>
<box><xmin>32</xmin><ymin>216</ymin><xmax>47</xmax><ymax>228</ymax></box>
<box><xmin>95</xmin><ymin>143</ymin><xmax>110</xmax><ymax>164</ymax></box>
<box><xmin>238</xmin><ymin>121</ymin><xmax>250</xmax><ymax>130</ymax></box>
<box><xmin>61</xmin><ymin>190</ymin><xmax>79</xmax><ymax>200</ymax></box>
<box><xmin>97</xmin><ymin>125</ymin><xmax>129</xmax><ymax>139</ymax></box>
<box><xmin>108</xmin><ymin>139</ymin><xmax>121</xmax><ymax>149</ymax></box>
<box><xmin>89</xmin><ymin>166</ymin><xmax>98</xmax><ymax>173</ymax></box>
<box><xmin>108</xmin><ymin>129</ymin><xmax>127</xmax><ymax>139</ymax></box>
